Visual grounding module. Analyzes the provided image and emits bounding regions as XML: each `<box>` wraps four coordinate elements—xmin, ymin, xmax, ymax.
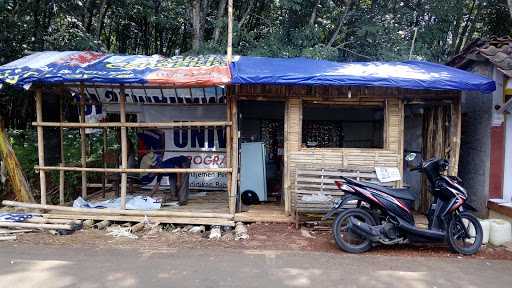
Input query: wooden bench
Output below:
<box><xmin>293</xmin><ymin>166</ymin><xmax>396</xmax><ymax>224</ymax></box>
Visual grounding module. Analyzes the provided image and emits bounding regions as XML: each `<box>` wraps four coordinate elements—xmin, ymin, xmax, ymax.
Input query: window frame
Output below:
<box><xmin>299</xmin><ymin>100</ymin><xmax>388</xmax><ymax>151</ymax></box>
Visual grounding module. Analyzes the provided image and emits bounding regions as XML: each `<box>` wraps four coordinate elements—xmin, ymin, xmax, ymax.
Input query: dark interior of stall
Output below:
<box><xmin>239</xmin><ymin>101</ymin><xmax>285</xmax><ymax>205</ymax></box>
<box><xmin>301</xmin><ymin>103</ymin><xmax>384</xmax><ymax>148</ymax></box>
<box><xmin>404</xmin><ymin>103</ymin><xmax>452</xmax><ymax>213</ymax></box>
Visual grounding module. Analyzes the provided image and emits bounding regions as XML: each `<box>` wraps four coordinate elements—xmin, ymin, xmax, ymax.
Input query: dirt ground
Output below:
<box><xmin>7</xmin><ymin>222</ymin><xmax>512</xmax><ymax>261</ymax></box>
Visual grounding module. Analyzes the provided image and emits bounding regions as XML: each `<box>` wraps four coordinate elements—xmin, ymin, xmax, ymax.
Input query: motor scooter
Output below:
<box><xmin>325</xmin><ymin>153</ymin><xmax>483</xmax><ymax>255</ymax></box>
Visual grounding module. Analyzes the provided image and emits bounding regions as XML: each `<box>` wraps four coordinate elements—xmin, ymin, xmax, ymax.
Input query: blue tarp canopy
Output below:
<box><xmin>230</xmin><ymin>56</ymin><xmax>496</xmax><ymax>93</ymax></box>
<box><xmin>0</xmin><ymin>51</ymin><xmax>231</xmax><ymax>88</ymax></box>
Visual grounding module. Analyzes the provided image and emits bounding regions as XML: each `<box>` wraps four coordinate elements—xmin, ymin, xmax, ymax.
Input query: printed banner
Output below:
<box><xmin>0</xmin><ymin>51</ymin><xmax>231</xmax><ymax>87</ymax></box>
<box><xmin>164</xmin><ymin>126</ymin><xmax>227</xmax><ymax>190</ymax></box>
<box><xmin>139</xmin><ymin>125</ymin><xmax>227</xmax><ymax>190</ymax></box>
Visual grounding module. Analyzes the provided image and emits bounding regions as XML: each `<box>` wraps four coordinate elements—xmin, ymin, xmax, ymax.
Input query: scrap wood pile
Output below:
<box><xmin>0</xmin><ymin>212</ymin><xmax>82</xmax><ymax>241</ymax></box>
<box><xmin>81</xmin><ymin>219</ymin><xmax>249</xmax><ymax>241</ymax></box>
<box><xmin>1</xmin><ymin>200</ymin><xmax>235</xmax><ymax>227</ymax></box>
<box><xmin>0</xmin><ymin>200</ymin><xmax>250</xmax><ymax>242</ymax></box>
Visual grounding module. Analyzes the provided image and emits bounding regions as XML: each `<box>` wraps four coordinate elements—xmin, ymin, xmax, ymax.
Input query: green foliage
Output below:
<box><xmin>1</xmin><ymin>0</ymin><xmax>510</xmax><ymax>65</ymax></box>
<box><xmin>5</xmin><ymin>128</ymin><xmax>124</xmax><ymax>203</ymax></box>
<box><xmin>0</xmin><ymin>0</ymin><xmax>511</xmax><ymax>202</ymax></box>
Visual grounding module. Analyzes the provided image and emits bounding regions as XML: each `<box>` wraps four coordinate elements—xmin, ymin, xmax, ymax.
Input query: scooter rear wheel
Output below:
<box><xmin>332</xmin><ymin>208</ymin><xmax>376</xmax><ymax>253</ymax></box>
<box><xmin>447</xmin><ymin>212</ymin><xmax>483</xmax><ymax>255</ymax></box>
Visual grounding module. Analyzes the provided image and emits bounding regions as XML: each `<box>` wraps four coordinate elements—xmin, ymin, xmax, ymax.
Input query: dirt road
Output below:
<box><xmin>1</xmin><ymin>243</ymin><xmax>511</xmax><ymax>288</ymax></box>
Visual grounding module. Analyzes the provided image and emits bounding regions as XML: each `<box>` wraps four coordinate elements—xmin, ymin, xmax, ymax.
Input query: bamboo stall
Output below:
<box><xmin>0</xmin><ymin>52</ymin><xmax>495</xmax><ymax>226</ymax></box>
<box><xmin>28</xmin><ymin>82</ymin><xmax>237</xmax><ymax>224</ymax></box>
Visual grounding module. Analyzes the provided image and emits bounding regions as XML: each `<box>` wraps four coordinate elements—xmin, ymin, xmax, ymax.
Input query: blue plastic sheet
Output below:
<box><xmin>0</xmin><ymin>51</ymin><xmax>231</xmax><ymax>88</ymax></box>
<box><xmin>230</xmin><ymin>56</ymin><xmax>496</xmax><ymax>93</ymax></box>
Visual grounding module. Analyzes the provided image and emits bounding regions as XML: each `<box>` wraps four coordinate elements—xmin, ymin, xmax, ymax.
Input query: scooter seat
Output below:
<box><xmin>347</xmin><ymin>178</ymin><xmax>418</xmax><ymax>201</ymax></box>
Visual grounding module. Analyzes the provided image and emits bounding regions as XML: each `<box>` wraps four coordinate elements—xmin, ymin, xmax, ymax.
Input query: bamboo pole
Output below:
<box><xmin>225</xmin><ymin>88</ymin><xmax>233</xmax><ymax>214</ymax></box>
<box><xmin>229</xmin><ymin>88</ymin><xmax>239</xmax><ymax>215</ymax></box>
<box><xmin>449</xmin><ymin>96</ymin><xmax>462</xmax><ymax>176</ymax></box>
<box><xmin>102</xmin><ymin>127</ymin><xmax>107</xmax><ymax>194</ymax></box>
<box><xmin>227</xmin><ymin>0</ymin><xmax>233</xmax><ymax>63</ymax></box>
<box><xmin>59</xmin><ymin>96</ymin><xmax>65</xmax><ymax>205</ymax></box>
<box><xmin>2</xmin><ymin>200</ymin><xmax>234</xmax><ymax>219</ymax></box>
<box><xmin>0</xmin><ymin>126</ymin><xmax>34</xmax><ymax>203</ymax></box>
<box><xmin>35</xmin><ymin>88</ymin><xmax>47</xmax><ymax>206</ymax></box>
<box><xmin>56</xmin><ymin>83</ymin><xmax>232</xmax><ymax>90</ymax></box>
<box><xmin>35</xmin><ymin>166</ymin><xmax>232</xmax><ymax>173</ymax></box>
<box><xmin>0</xmin><ymin>221</ymin><xmax>73</xmax><ymax>230</ymax></box>
<box><xmin>283</xmin><ymin>100</ymin><xmax>290</xmax><ymax>215</ymax></box>
<box><xmin>119</xmin><ymin>86</ymin><xmax>128</xmax><ymax>209</ymax></box>
<box><xmin>31</xmin><ymin>121</ymin><xmax>232</xmax><ymax>128</ymax></box>
<box><xmin>43</xmin><ymin>213</ymin><xmax>235</xmax><ymax>226</ymax></box>
<box><xmin>25</xmin><ymin>217</ymin><xmax>82</xmax><ymax>225</ymax></box>
<box><xmin>79</xmin><ymin>84</ymin><xmax>87</xmax><ymax>199</ymax></box>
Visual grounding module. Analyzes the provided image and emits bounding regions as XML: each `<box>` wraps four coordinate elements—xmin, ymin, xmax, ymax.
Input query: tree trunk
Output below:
<box><xmin>191</xmin><ymin>0</ymin><xmax>204</xmax><ymax>52</ymax></box>
<box><xmin>153</xmin><ymin>0</ymin><xmax>162</xmax><ymax>54</ymax></box>
<box><xmin>454</xmin><ymin>0</ymin><xmax>479</xmax><ymax>55</ymax></box>
<box><xmin>32</xmin><ymin>0</ymin><xmax>42</xmax><ymax>50</ymax></box>
<box><xmin>213</xmin><ymin>0</ymin><xmax>227</xmax><ymax>43</ymax></box>
<box><xmin>508</xmin><ymin>0</ymin><xmax>512</xmax><ymax>18</ymax></box>
<box><xmin>327</xmin><ymin>0</ymin><xmax>354</xmax><ymax>47</ymax></box>
<box><xmin>238</xmin><ymin>0</ymin><xmax>254</xmax><ymax>30</ymax></box>
<box><xmin>309</xmin><ymin>0</ymin><xmax>320</xmax><ymax>26</ymax></box>
<box><xmin>96</xmin><ymin>0</ymin><xmax>110</xmax><ymax>41</ymax></box>
<box><xmin>85</xmin><ymin>0</ymin><xmax>96</xmax><ymax>34</ymax></box>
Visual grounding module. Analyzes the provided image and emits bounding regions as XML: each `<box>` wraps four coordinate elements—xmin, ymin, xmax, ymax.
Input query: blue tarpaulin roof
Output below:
<box><xmin>0</xmin><ymin>52</ymin><xmax>496</xmax><ymax>93</ymax></box>
<box><xmin>230</xmin><ymin>56</ymin><xmax>496</xmax><ymax>93</ymax></box>
<box><xmin>0</xmin><ymin>51</ymin><xmax>231</xmax><ymax>88</ymax></box>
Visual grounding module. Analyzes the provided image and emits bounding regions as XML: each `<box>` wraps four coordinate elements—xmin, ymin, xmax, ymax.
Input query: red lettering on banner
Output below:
<box><xmin>192</xmin><ymin>156</ymin><xmax>202</xmax><ymax>165</ymax></box>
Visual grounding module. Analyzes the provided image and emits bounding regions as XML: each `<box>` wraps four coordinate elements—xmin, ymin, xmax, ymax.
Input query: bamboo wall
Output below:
<box><xmin>236</xmin><ymin>85</ymin><xmax>460</xmax><ymax>216</ymax></box>
<box><xmin>285</xmin><ymin>97</ymin><xmax>404</xmax><ymax>215</ymax></box>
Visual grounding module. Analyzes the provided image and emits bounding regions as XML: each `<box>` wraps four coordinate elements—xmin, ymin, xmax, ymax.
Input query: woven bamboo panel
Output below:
<box><xmin>293</xmin><ymin>166</ymin><xmax>390</xmax><ymax>212</ymax></box>
<box><xmin>286</xmin><ymin>97</ymin><xmax>403</xmax><ymax>214</ymax></box>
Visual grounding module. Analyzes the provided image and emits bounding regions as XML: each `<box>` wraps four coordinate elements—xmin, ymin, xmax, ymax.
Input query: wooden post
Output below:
<box><xmin>229</xmin><ymin>88</ymin><xmax>238</xmax><ymax>215</ymax></box>
<box><xmin>79</xmin><ymin>84</ymin><xmax>87</xmax><ymax>199</ymax></box>
<box><xmin>226</xmin><ymin>88</ymin><xmax>232</xmax><ymax>214</ymax></box>
<box><xmin>59</xmin><ymin>96</ymin><xmax>65</xmax><ymax>205</ymax></box>
<box><xmin>227</xmin><ymin>0</ymin><xmax>233</xmax><ymax>63</ymax></box>
<box><xmin>283</xmin><ymin>100</ymin><xmax>290</xmax><ymax>215</ymax></box>
<box><xmin>398</xmin><ymin>98</ymin><xmax>405</xmax><ymax>187</ymax></box>
<box><xmin>119</xmin><ymin>86</ymin><xmax>128</xmax><ymax>209</ymax></box>
<box><xmin>102</xmin><ymin>127</ymin><xmax>107</xmax><ymax>195</ymax></box>
<box><xmin>449</xmin><ymin>96</ymin><xmax>462</xmax><ymax>176</ymax></box>
<box><xmin>35</xmin><ymin>88</ymin><xmax>47</xmax><ymax>206</ymax></box>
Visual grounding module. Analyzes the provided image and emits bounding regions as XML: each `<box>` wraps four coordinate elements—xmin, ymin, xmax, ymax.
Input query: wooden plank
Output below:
<box><xmin>234</xmin><ymin>213</ymin><xmax>291</xmax><ymax>223</ymax></box>
<box><xmin>35</xmin><ymin>88</ymin><xmax>46</xmax><ymax>206</ymax></box>
<box><xmin>230</xmin><ymin>89</ymin><xmax>239</xmax><ymax>215</ymax></box>
<box><xmin>32</xmin><ymin>121</ymin><xmax>232</xmax><ymax>128</ymax></box>
<box><xmin>449</xmin><ymin>96</ymin><xmax>462</xmax><ymax>176</ymax></box>
<box><xmin>59</xmin><ymin>96</ymin><xmax>65</xmax><ymax>205</ymax></box>
<box><xmin>226</xmin><ymin>91</ymin><xmax>232</xmax><ymax>214</ymax></box>
<box><xmin>79</xmin><ymin>84</ymin><xmax>87</xmax><ymax>199</ymax></box>
<box><xmin>0</xmin><ymin>221</ymin><xmax>73</xmax><ymax>230</ymax></box>
<box><xmin>119</xmin><ymin>87</ymin><xmax>128</xmax><ymax>209</ymax></box>
<box><xmin>35</xmin><ymin>166</ymin><xmax>232</xmax><ymax>173</ymax></box>
<box><xmin>3</xmin><ymin>200</ymin><xmax>234</xmax><ymax>219</ymax></box>
<box><xmin>283</xmin><ymin>99</ymin><xmax>290</xmax><ymax>215</ymax></box>
<box><xmin>43</xmin><ymin>213</ymin><xmax>235</xmax><ymax>226</ymax></box>
<box><xmin>488</xmin><ymin>200</ymin><xmax>512</xmax><ymax>219</ymax></box>
<box><xmin>295</xmin><ymin>190</ymin><xmax>345</xmax><ymax>196</ymax></box>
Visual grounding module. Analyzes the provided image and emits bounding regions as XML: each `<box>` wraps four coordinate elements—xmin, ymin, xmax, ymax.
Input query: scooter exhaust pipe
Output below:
<box><xmin>347</xmin><ymin>217</ymin><xmax>381</xmax><ymax>240</ymax></box>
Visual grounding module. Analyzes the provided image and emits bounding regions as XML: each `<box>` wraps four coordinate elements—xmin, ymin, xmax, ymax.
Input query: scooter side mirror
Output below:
<box><xmin>405</xmin><ymin>153</ymin><xmax>417</xmax><ymax>161</ymax></box>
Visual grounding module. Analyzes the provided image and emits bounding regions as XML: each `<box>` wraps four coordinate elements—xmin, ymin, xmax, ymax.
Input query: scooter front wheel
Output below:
<box><xmin>447</xmin><ymin>212</ymin><xmax>483</xmax><ymax>255</ymax></box>
<box><xmin>332</xmin><ymin>208</ymin><xmax>376</xmax><ymax>253</ymax></box>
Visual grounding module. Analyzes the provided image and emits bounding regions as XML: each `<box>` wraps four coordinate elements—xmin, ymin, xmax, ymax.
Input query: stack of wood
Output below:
<box><xmin>0</xmin><ymin>215</ymin><xmax>82</xmax><ymax>240</ymax></box>
<box><xmin>2</xmin><ymin>200</ymin><xmax>236</xmax><ymax>227</ymax></box>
